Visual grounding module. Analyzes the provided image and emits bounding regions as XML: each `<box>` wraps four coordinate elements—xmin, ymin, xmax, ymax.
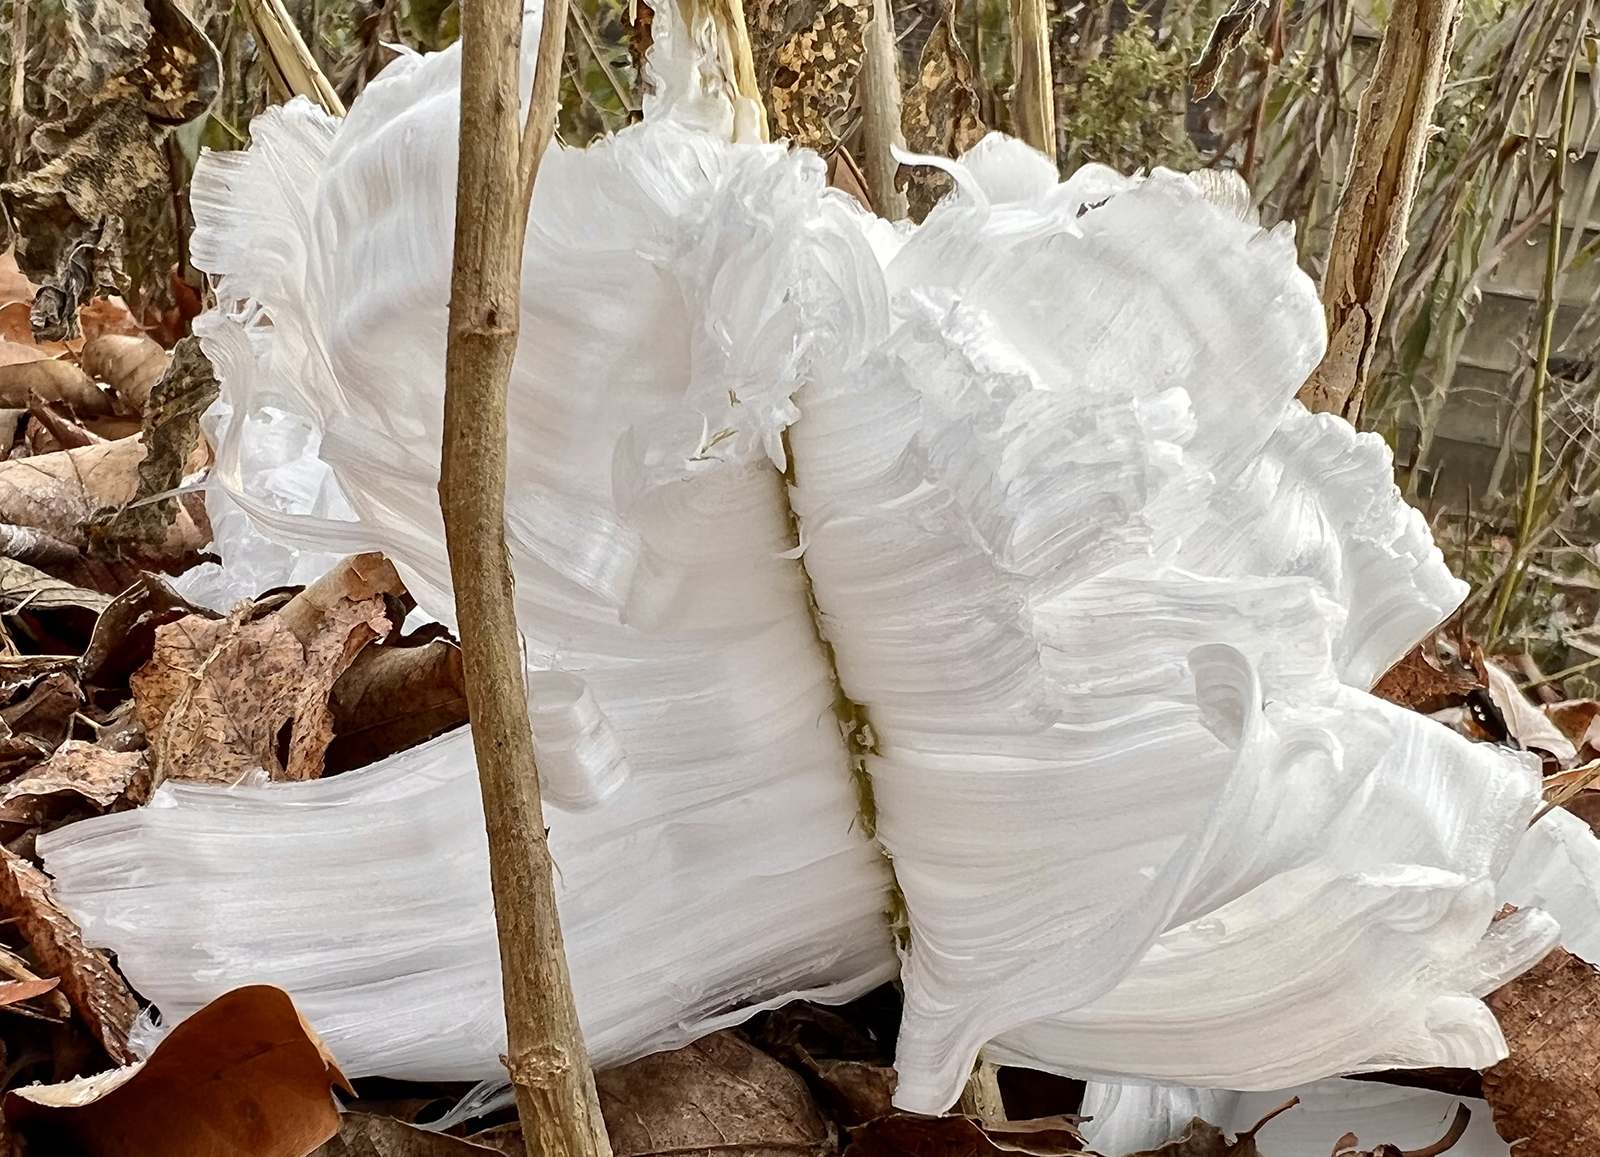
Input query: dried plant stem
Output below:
<box><xmin>1295</xmin><ymin>0</ymin><xmax>1461</xmax><ymax>421</ymax></box>
<box><xmin>1008</xmin><ymin>0</ymin><xmax>1056</xmax><ymax>159</ymax></box>
<box><xmin>8</xmin><ymin>0</ymin><xmax>25</xmax><ymax>167</ymax></box>
<box><xmin>1487</xmin><ymin>17</ymin><xmax>1584</xmax><ymax>648</ymax></box>
<box><xmin>236</xmin><ymin>0</ymin><xmax>346</xmax><ymax>115</ymax></box>
<box><xmin>441</xmin><ymin>0</ymin><xmax>608</xmax><ymax>1152</ymax></box>
<box><xmin>860</xmin><ymin>0</ymin><xmax>908</xmax><ymax>219</ymax></box>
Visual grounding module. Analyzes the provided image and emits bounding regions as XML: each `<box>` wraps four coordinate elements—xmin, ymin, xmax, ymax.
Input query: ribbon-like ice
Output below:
<box><xmin>37</xmin><ymin>0</ymin><xmax>1600</xmax><ymax>1120</ymax></box>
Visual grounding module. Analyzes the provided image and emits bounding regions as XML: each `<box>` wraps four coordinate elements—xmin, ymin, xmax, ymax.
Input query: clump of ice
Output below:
<box><xmin>39</xmin><ymin>0</ymin><xmax>1600</xmax><ymax>1122</ymax></box>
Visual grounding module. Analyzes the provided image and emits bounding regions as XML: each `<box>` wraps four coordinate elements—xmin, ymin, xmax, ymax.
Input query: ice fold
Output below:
<box><xmin>38</xmin><ymin>13</ymin><xmax>1572</xmax><ymax>1115</ymax></box>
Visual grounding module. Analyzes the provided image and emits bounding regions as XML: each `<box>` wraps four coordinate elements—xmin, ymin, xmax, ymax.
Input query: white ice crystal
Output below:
<box><xmin>38</xmin><ymin>0</ymin><xmax>1600</xmax><ymax>1121</ymax></box>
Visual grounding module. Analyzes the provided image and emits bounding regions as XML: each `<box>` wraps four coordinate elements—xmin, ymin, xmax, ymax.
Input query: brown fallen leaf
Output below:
<box><xmin>7</xmin><ymin>984</ymin><xmax>352</xmax><ymax>1157</ymax></box>
<box><xmin>77</xmin><ymin>296</ymin><xmax>148</xmax><ymax>343</ymax></box>
<box><xmin>756</xmin><ymin>1002</ymin><xmax>898</xmax><ymax>1127</ymax></box>
<box><xmin>0</xmin><ymin>845</ymin><xmax>137</xmax><ymax>1063</ymax></box>
<box><xmin>1481</xmin><ymin>946</ymin><xmax>1600</xmax><ymax>1155</ymax></box>
<box><xmin>598</xmin><ymin>1030</ymin><xmax>835</xmax><ymax>1157</ymax></box>
<box><xmin>312</xmin><ymin>1113</ymin><xmax>503</xmax><ymax>1156</ymax></box>
<box><xmin>0</xmin><ymin>250</ymin><xmax>35</xmax><ymax>309</ymax></box>
<box><xmin>1329</xmin><ymin>1104</ymin><xmax>1473</xmax><ymax>1156</ymax></box>
<box><xmin>1372</xmin><ymin>644</ymin><xmax>1480</xmax><ymax>715</ymax></box>
<box><xmin>326</xmin><ymin>636</ymin><xmax>468</xmax><ymax>773</ymax></box>
<box><xmin>81</xmin><ymin>332</ymin><xmax>169</xmax><ymax>412</ymax></box>
<box><xmin>0</xmin><ymin>942</ymin><xmax>73</xmax><ymax>1021</ymax></box>
<box><xmin>846</xmin><ymin>1113</ymin><xmax>1089</xmax><ymax>1157</ymax></box>
<box><xmin>133</xmin><ymin>553</ymin><xmax>406</xmax><ymax>784</ymax></box>
<box><xmin>2</xmin><ymin>670</ymin><xmax>85</xmax><ymax>752</ymax></box>
<box><xmin>79</xmin><ymin>570</ymin><xmax>215</xmax><ymax>688</ymax></box>
<box><xmin>0</xmin><ymin>358</ymin><xmax>116</xmax><ymax>415</ymax></box>
<box><xmin>0</xmin><ymin>975</ymin><xmax>62</xmax><ymax>1008</ymax></box>
<box><xmin>0</xmin><ymin>739</ymin><xmax>147</xmax><ymax>812</ymax></box>
<box><xmin>0</xmin><ymin>436</ymin><xmax>144</xmax><ymax>540</ymax></box>
<box><xmin>0</xmin><ymin>554</ymin><xmax>114</xmax><ymax>617</ymax></box>
<box><xmin>98</xmin><ymin>335</ymin><xmax>217</xmax><ymax>549</ymax></box>
<box><xmin>1546</xmin><ymin>700</ymin><xmax>1600</xmax><ymax>759</ymax></box>
<box><xmin>1123</xmin><ymin>1098</ymin><xmax>1299</xmax><ymax>1157</ymax></box>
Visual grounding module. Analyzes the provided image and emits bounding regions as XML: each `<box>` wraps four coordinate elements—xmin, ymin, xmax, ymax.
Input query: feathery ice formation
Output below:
<box><xmin>38</xmin><ymin>0</ymin><xmax>1598</xmax><ymax>1118</ymax></box>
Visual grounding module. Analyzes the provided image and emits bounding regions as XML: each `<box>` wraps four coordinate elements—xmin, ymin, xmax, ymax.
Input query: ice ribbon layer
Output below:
<box><xmin>1080</xmin><ymin>1079</ymin><xmax>1512</xmax><ymax>1157</ymax></box>
<box><xmin>43</xmin><ymin>4</ymin><xmax>897</xmax><ymax>1080</ymax></box>
<box><xmin>41</xmin><ymin>14</ymin><xmax>1561</xmax><ymax>1113</ymax></box>
<box><xmin>789</xmin><ymin>139</ymin><xmax>1548</xmax><ymax>1108</ymax></box>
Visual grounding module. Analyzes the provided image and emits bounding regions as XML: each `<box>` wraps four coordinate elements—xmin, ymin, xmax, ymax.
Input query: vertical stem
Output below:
<box><xmin>861</xmin><ymin>0</ymin><xmax>909</xmax><ymax>219</ymax></box>
<box><xmin>1487</xmin><ymin>10</ymin><xmax>1586</xmax><ymax>648</ymax></box>
<box><xmin>9</xmin><ymin>0</ymin><xmax>26</xmax><ymax>168</ymax></box>
<box><xmin>1007</xmin><ymin>0</ymin><xmax>1055</xmax><ymax>159</ymax></box>
<box><xmin>442</xmin><ymin>0</ymin><xmax>609</xmax><ymax>1153</ymax></box>
<box><xmin>1294</xmin><ymin>0</ymin><xmax>1461</xmax><ymax>422</ymax></box>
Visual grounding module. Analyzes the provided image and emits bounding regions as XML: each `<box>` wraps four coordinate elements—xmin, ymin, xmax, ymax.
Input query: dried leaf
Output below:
<box><xmin>0</xmin><ymin>556</ymin><xmax>113</xmax><ymax>616</ymax></box>
<box><xmin>2</xmin><ymin>671</ymin><xmax>86</xmax><ymax>751</ymax></box>
<box><xmin>0</xmin><ymin>250</ymin><xmax>35</xmax><ymax>309</ymax></box>
<box><xmin>1482</xmin><ymin>946</ymin><xmax>1600</xmax><ymax>1155</ymax></box>
<box><xmin>1189</xmin><ymin>0</ymin><xmax>1265</xmax><ymax>99</ymax></box>
<box><xmin>96</xmin><ymin>336</ymin><xmax>218</xmax><ymax>549</ymax></box>
<box><xmin>7</xmin><ymin>984</ymin><xmax>351</xmax><ymax>1157</ymax></box>
<box><xmin>79</xmin><ymin>571</ymin><xmax>214</xmax><ymax>688</ymax></box>
<box><xmin>1</xmin><ymin>740</ymin><xmax>146</xmax><ymax>811</ymax></box>
<box><xmin>133</xmin><ymin>554</ymin><xmax>404</xmax><ymax>784</ymax></box>
<box><xmin>312</xmin><ymin>1113</ymin><xmax>503</xmax><ymax>1156</ymax></box>
<box><xmin>0</xmin><ymin>976</ymin><xmax>62</xmax><ymax>1008</ymax></box>
<box><xmin>755</xmin><ymin>1002</ymin><xmax>898</xmax><ymax>1127</ymax></box>
<box><xmin>1372</xmin><ymin>645</ymin><xmax>1480</xmax><ymax>715</ymax></box>
<box><xmin>327</xmin><ymin>636</ymin><xmax>469</xmax><ymax>773</ymax></box>
<box><xmin>598</xmin><ymin>1030</ymin><xmax>836</xmax><ymax>1157</ymax></box>
<box><xmin>81</xmin><ymin>333</ymin><xmax>169</xmax><ymax>412</ymax></box>
<box><xmin>1122</xmin><ymin>1099</ymin><xmax>1301</xmax><ymax>1157</ymax></box>
<box><xmin>0</xmin><ymin>846</ymin><xmax>137</xmax><ymax>1063</ymax></box>
<box><xmin>1546</xmin><ymin>700</ymin><xmax>1600</xmax><ymax>757</ymax></box>
<box><xmin>0</xmin><ymin>359</ymin><xmax>115</xmax><ymax>415</ymax></box>
<box><xmin>846</xmin><ymin>1114</ymin><xmax>1088</xmax><ymax>1157</ymax></box>
<box><xmin>0</xmin><ymin>437</ymin><xmax>145</xmax><ymax>542</ymax></box>
<box><xmin>747</xmin><ymin>0</ymin><xmax>868</xmax><ymax>152</ymax></box>
<box><xmin>1485</xmin><ymin>662</ymin><xmax>1578</xmax><ymax>764</ymax></box>
<box><xmin>900</xmin><ymin>16</ymin><xmax>986</xmax><ymax>223</ymax></box>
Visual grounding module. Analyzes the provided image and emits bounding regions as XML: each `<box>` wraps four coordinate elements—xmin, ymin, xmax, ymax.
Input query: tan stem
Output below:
<box><xmin>1007</xmin><ymin>0</ymin><xmax>1056</xmax><ymax>159</ymax></box>
<box><xmin>1486</xmin><ymin>4</ymin><xmax>1587</xmax><ymax>649</ymax></box>
<box><xmin>9</xmin><ymin>0</ymin><xmax>25</xmax><ymax>167</ymax></box>
<box><xmin>237</xmin><ymin>0</ymin><xmax>346</xmax><ymax>116</ymax></box>
<box><xmin>1294</xmin><ymin>0</ymin><xmax>1461</xmax><ymax>422</ymax></box>
<box><xmin>860</xmin><ymin>0</ymin><xmax>908</xmax><ymax>219</ymax></box>
<box><xmin>442</xmin><ymin>0</ymin><xmax>610</xmax><ymax>1153</ymax></box>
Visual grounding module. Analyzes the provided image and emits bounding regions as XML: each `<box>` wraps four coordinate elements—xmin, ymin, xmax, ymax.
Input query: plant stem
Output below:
<box><xmin>1295</xmin><ymin>0</ymin><xmax>1462</xmax><ymax>422</ymax></box>
<box><xmin>1007</xmin><ymin>0</ymin><xmax>1056</xmax><ymax>158</ymax></box>
<box><xmin>9</xmin><ymin>0</ymin><xmax>26</xmax><ymax>168</ymax></box>
<box><xmin>441</xmin><ymin>0</ymin><xmax>609</xmax><ymax>1152</ymax></box>
<box><xmin>860</xmin><ymin>0</ymin><xmax>908</xmax><ymax>219</ymax></box>
<box><xmin>1487</xmin><ymin>11</ymin><xmax>1584</xmax><ymax>648</ymax></box>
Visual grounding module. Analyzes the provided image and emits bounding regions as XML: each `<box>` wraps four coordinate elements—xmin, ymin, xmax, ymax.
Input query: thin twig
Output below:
<box><xmin>1521</xmin><ymin>652</ymin><xmax>1600</xmax><ymax>691</ymax></box>
<box><xmin>442</xmin><ymin>0</ymin><xmax>608</xmax><ymax>1152</ymax></box>
<box><xmin>1488</xmin><ymin>7</ymin><xmax>1587</xmax><ymax>646</ymax></box>
<box><xmin>8</xmin><ymin>0</ymin><xmax>26</xmax><ymax>168</ymax></box>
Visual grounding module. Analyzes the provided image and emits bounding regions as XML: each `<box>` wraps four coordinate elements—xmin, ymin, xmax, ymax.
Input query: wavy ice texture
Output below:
<box><xmin>1078</xmin><ymin>807</ymin><xmax>1600</xmax><ymax>1155</ymax></box>
<box><xmin>39</xmin><ymin>21</ymin><xmax>1561</xmax><ymax>1114</ymax></box>
<box><xmin>787</xmin><ymin>137</ymin><xmax>1548</xmax><ymax>1109</ymax></box>
<box><xmin>42</xmin><ymin>2</ymin><xmax>897</xmax><ymax>1079</ymax></box>
<box><xmin>1080</xmin><ymin>1079</ymin><xmax>1511</xmax><ymax>1156</ymax></box>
